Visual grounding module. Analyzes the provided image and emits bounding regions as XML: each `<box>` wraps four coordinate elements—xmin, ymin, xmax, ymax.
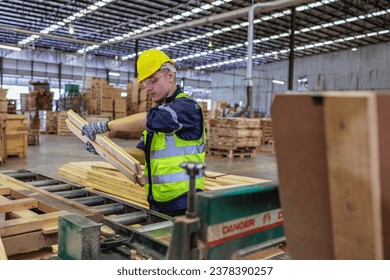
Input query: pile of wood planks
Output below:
<box><xmin>207</xmin><ymin>117</ymin><xmax>261</xmax><ymax>158</ymax></box>
<box><xmin>66</xmin><ymin>110</ymin><xmax>145</xmax><ymax>186</ymax></box>
<box><xmin>58</xmin><ymin>161</ymin><xmax>270</xmax><ymax>208</ymax></box>
<box><xmin>260</xmin><ymin>118</ymin><xmax>274</xmax><ymax>144</ymax></box>
<box><xmin>59</xmin><ymin>161</ymin><xmax>148</xmax><ymax>208</ymax></box>
<box><xmin>0</xmin><ymin>172</ymin><xmax>102</xmax><ymax>260</ymax></box>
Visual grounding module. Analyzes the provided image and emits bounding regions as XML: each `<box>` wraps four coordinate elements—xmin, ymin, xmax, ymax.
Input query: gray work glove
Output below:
<box><xmin>81</xmin><ymin>121</ymin><xmax>110</xmax><ymax>141</ymax></box>
<box><xmin>85</xmin><ymin>142</ymin><xmax>98</xmax><ymax>155</ymax></box>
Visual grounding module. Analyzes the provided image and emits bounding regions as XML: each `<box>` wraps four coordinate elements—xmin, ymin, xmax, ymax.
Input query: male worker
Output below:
<box><xmin>81</xmin><ymin>49</ymin><xmax>206</xmax><ymax>217</ymax></box>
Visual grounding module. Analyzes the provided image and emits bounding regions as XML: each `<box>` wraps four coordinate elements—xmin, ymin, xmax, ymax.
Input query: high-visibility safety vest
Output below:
<box><xmin>143</xmin><ymin>93</ymin><xmax>206</xmax><ymax>203</ymax></box>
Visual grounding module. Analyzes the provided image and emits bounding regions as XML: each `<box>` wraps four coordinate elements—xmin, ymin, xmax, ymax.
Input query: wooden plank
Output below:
<box><xmin>0</xmin><ymin>193</ymin><xmax>39</xmax><ymax>219</ymax></box>
<box><xmin>0</xmin><ymin>236</ymin><xmax>7</xmax><ymax>260</ymax></box>
<box><xmin>0</xmin><ymin>173</ymin><xmax>103</xmax><ymax>222</ymax></box>
<box><xmin>0</xmin><ymin>210</ymin><xmax>68</xmax><ymax>237</ymax></box>
<box><xmin>324</xmin><ymin>93</ymin><xmax>382</xmax><ymax>259</ymax></box>
<box><xmin>0</xmin><ymin>197</ymin><xmax>39</xmax><ymax>212</ymax></box>
<box><xmin>65</xmin><ymin>119</ymin><xmax>137</xmax><ymax>178</ymax></box>
<box><xmin>0</xmin><ymin>187</ymin><xmax>10</xmax><ymax>196</ymax></box>
<box><xmin>2</xmin><ymin>230</ymin><xmax>57</xmax><ymax>257</ymax></box>
<box><xmin>66</xmin><ymin>110</ymin><xmax>145</xmax><ymax>185</ymax></box>
<box><xmin>272</xmin><ymin>94</ymin><xmax>334</xmax><ymax>260</ymax></box>
<box><xmin>377</xmin><ymin>94</ymin><xmax>390</xmax><ymax>259</ymax></box>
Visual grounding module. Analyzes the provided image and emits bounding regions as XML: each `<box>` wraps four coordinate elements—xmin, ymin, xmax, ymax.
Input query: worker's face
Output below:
<box><xmin>142</xmin><ymin>70</ymin><xmax>175</xmax><ymax>103</ymax></box>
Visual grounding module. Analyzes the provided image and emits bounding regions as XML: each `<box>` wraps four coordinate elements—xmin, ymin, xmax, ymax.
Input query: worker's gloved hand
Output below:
<box><xmin>85</xmin><ymin>142</ymin><xmax>98</xmax><ymax>155</ymax></box>
<box><xmin>81</xmin><ymin>121</ymin><xmax>110</xmax><ymax>141</ymax></box>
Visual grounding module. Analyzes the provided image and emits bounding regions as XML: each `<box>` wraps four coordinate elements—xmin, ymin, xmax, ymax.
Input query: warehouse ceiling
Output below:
<box><xmin>0</xmin><ymin>0</ymin><xmax>389</xmax><ymax>72</ymax></box>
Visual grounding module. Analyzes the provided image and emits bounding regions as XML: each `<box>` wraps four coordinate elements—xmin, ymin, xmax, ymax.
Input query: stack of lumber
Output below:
<box><xmin>7</xmin><ymin>100</ymin><xmax>16</xmax><ymax>114</ymax></box>
<box><xmin>126</xmin><ymin>79</ymin><xmax>155</xmax><ymax>114</ymax></box>
<box><xmin>19</xmin><ymin>93</ymin><xmax>30</xmax><ymax>113</ymax></box>
<box><xmin>0</xmin><ymin>172</ymin><xmax>102</xmax><ymax>260</ymax></box>
<box><xmin>31</xmin><ymin>88</ymin><xmax>53</xmax><ymax>111</ymax></box>
<box><xmin>260</xmin><ymin>118</ymin><xmax>274</xmax><ymax>144</ymax></box>
<box><xmin>207</xmin><ymin>117</ymin><xmax>261</xmax><ymax>158</ymax></box>
<box><xmin>0</xmin><ymin>89</ymin><xmax>7</xmax><ymax>114</ymax></box>
<box><xmin>113</xmin><ymin>97</ymin><xmax>127</xmax><ymax>120</ymax></box>
<box><xmin>66</xmin><ymin>110</ymin><xmax>144</xmax><ymax>186</ymax></box>
<box><xmin>58</xmin><ymin>161</ymin><xmax>270</xmax><ymax>208</ymax></box>
<box><xmin>59</xmin><ymin>161</ymin><xmax>148</xmax><ymax>208</ymax></box>
<box><xmin>5</xmin><ymin>114</ymin><xmax>28</xmax><ymax>158</ymax></box>
<box><xmin>83</xmin><ymin>76</ymin><xmax>123</xmax><ymax>119</ymax></box>
<box><xmin>45</xmin><ymin>111</ymin><xmax>58</xmax><ymax>134</ymax></box>
<box><xmin>57</xmin><ymin>112</ymin><xmax>71</xmax><ymax>135</ymax></box>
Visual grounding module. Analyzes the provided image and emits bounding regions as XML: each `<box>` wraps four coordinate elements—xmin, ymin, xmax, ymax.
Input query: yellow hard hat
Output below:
<box><xmin>137</xmin><ymin>49</ymin><xmax>174</xmax><ymax>82</ymax></box>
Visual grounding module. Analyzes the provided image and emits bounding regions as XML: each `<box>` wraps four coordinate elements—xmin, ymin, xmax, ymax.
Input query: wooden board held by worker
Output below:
<box><xmin>65</xmin><ymin>110</ymin><xmax>145</xmax><ymax>186</ymax></box>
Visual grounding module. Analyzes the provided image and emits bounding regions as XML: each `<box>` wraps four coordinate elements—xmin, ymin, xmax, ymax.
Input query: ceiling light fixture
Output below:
<box><xmin>351</xmin><ymin>47</ymin><xmax>358</xmax><ymax>51</ymax></box>
<box><xmin>0</xmin><ymin>44</ymin><xmax>22</xmax><ymax>51</ymax></box>
<box><xmin>208</xmin><ymin>40</ymin><xmax>213</xmax><ymax>48</ymax></box>
<box><xmin>69</xmin><ymin>25</ymin><xmax>75</xmax><ymax>34</ymax></box>
<box><xmin>108</xmin><ymin>72</ymin><xmax>120</xmax><ymax>77</ymax></box>
<box><xmin>272</xmin><ymin>79</ymin><xmax>285</xmax><ymax>85</ymax></box>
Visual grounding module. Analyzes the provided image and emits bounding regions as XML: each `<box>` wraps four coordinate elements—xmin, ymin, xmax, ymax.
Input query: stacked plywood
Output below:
<box><xmin>5</xmin><ymin>114</ymin><xmax>28</xmax><ymax>158</ymax></box>
<box><xmin>207</xmin><ymin>118</ymin><xmax>261</xmax><ymax>158</ymax></box>
<box><xmin>58</xmin><ymin>161</ymin><xmax>270</xmax><ymax>208</ymax></box>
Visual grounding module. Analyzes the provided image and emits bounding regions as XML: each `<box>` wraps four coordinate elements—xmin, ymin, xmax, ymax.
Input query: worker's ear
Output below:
<box><xmin>168</xmin><ymin>71</ymin><xmax>175</xmax><ymax>82</ymax></box>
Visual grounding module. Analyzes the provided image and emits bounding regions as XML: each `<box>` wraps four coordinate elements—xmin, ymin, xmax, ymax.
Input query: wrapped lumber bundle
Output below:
<box><xmin>58</xmin><ymin>161</ymin><xmax>270</xmax><ymax>208</ymax></box>
<box><xmin>207</xmin><ymin>117</ymin><xmax>261</xmax><ymax>158</ymax></box>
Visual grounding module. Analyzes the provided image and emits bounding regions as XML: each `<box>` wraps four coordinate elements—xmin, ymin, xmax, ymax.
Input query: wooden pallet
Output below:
<box><xmin>0</xmin><ymin>172</ymin><xmax>103</xmax><ymax>259</ymax></box>
<box><xmin>66</xmin><ymin>110</ymin><xmax>145</xmax><ymax>186</ymax></box>
<box><xmin>207</xmin><ymin>147</ymin><xmax>256</xmax><ymax>159</ymax></box>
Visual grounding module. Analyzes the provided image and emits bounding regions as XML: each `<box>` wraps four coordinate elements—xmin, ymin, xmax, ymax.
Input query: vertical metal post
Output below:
<box><xmin>0</xmin><ymin>57</ymin><xmax>3</xmax><ymax>87</ymax></box>
<box><xmin>58</xmin><ymin>63</ymin><xmax>62</xmax><ymax>96</ymax></box>
<box><xmin>31</xmin><ymin>60</ymin><xmax>34</xmax><ymax>81</ymax></box>
<box><xmin>82</xmin><ymin>45</ymin><xmax>87</xmax><ymax>93</ymax></box>
<box><xmin>106</xmin><ymin>68</ymin><xmax>110</xmax><ymax>84</ymax></box>
<box><xmin>180</xmin><ymin>162</ymin><xmax>205</xmax><ymax>219</ymax></box>
<box><xmin>288</xmin><ymin>7</ymin><xmax>296</xmax><ymax>91</ymax></box>
<box><xmin>134</xmin><ymin>39</ymin><xmax>139</xmax><ymax>78</ymax></box>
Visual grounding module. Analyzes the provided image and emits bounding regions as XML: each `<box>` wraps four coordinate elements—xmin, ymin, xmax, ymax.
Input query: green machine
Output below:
<box><xmin>57</xmin><ymin>163</ymin><xmax>285</xmax><ymax>260</ymax></box>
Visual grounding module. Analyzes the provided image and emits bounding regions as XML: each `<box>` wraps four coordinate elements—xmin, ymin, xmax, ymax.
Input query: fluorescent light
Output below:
<box><xmin>272</xmin><ymin>79</ymin><xmax>285</xmax><ymax>85</ymax></box>
<box><xmin>0</xmin><ymin>44</ymin><xmax>22</xmax><ymax>51</ymax></box>
<box><xmin>351</xmin><ymin>47</ymin><xmax>358</xmax><ymax>51</ymax></box>
<box><xmin>108</xmin><ymin>72</ymin><xmax>120</xmax><ymax>77</ymax></box>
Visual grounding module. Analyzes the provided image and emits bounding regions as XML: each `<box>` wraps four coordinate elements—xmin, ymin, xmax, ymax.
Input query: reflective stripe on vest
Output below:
<box><xmin>146</xmin><ymin>169</ymin><xmax>205</xmax><ymax>185</ymax></box>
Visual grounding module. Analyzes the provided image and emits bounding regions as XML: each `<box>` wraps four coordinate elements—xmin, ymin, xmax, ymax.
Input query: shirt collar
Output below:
<box><xmin>165</xmin><ymin>85</ymin><xmax>182</xmax><ymax>103</ymax></box>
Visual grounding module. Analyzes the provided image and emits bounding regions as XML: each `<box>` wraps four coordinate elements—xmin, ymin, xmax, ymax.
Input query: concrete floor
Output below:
<box><xmin>0</xmin><ymin>134</ymin><xmax>278</xmax><ymax>182</ymax></box>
